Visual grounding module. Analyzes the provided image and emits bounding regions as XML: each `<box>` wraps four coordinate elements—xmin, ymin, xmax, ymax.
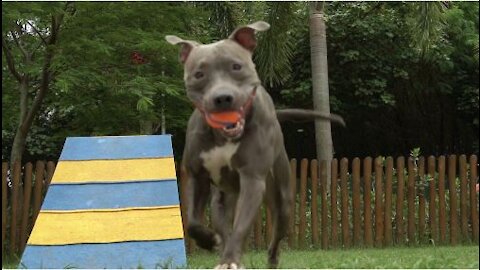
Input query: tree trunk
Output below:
<box><xmin>10</xmin><ymin>77</ymin><xmax>29</xmax><ymax>164</ymax></box>
<box><xmin>5</xmin><ymin>7</ymin><xmax>68</xmax><ymax>164</ymax></box>
<box><xmin>161</xmin><ymin>93</ymin><xmax>166</xmax><ymax>135</ymax></box>
<box><xmin>310</xmin><ymin>2</ymin><xmax>333</xmax><ymax>187</ymax></box>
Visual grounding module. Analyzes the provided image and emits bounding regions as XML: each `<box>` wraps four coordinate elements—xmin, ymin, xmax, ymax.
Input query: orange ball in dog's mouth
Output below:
<box><xmin>205</xmin><ymin>111</ymin><xmax>245</xmax><ymax>137</ymax></box>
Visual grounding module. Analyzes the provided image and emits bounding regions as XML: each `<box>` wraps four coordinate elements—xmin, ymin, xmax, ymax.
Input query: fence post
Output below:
<box><xmin>298</xmin><ymin>159</ymin><xmax>308</xmax><ymax>248</ymax></box>
<box><xmin>2</xmin><ymin>162</ymin><xmax>8</xmax><ymax>256</ymax></box>
<box><xmin>266</xmin><ymin>203</ymin><xmax>272</xmax><ymax>244</ymax></box>
<box><xmin>469</xmin><ymin>155</ymin><xmax>478</xmax><ymax>243</ymax></box>
<box><xmin>459</xmin><ymin>155</ymin><xmax>468</xmax><ymax>242</ymax></box>
<box><xmin>31</xmin><ymin>161</ymin><xmax>45</xmax><ymax>228</ymax></box>
<box><xmin>288</xmin><ymin>159</ymin><xmax>297</xmax><ymax>249</ymax></box>
<box><xmin>20</xmin><ymin>162</ymin><xmax>33</xmax><ymax>253</ymax></box>
<box><xmin>448</xmin><ymin>155</ymin><xmax>458</xmax><ymax>245</ymax></box>
<box><xmin>310</xmin><ymin>160</ymin><xmax>319</xmax><ymax>247</ymax></box>
<box><xmin>254</xmin><ymin>209</ymin><xmax>262</xmax><ymax>249</ymax></box>
<box><xmin>407</xmin><ymin>157</ymin><xmax>416</xmax><ymax>245</ymax></box>
<box><xmin>374</xmin><ymin>157</ymin><xmax>384</xmax><ymax>248</ymax></box>
<box><xmin>363</xmin><ymin>157</ymin><xmax>373</xmax><ymax>247</ymax></box>
<box><xmin>395</xmin><ymin>157</ymin><xmax>405</xmax><ymax>245</ymax></box>
<box><xmin>179</xmin><ymin>165</ymin><xmax>192</xmax><ymax>253</ymax></box>
<box><xmin>320</xmin><ymin>160</ymin><xmax>328</xmax><ymax>249</ymax></box>
<box><xmin>427</xmin><ymin>156</ymin><xmax>437</xmax><ymax>243</ymax></box>
<box><xmin>330</xmin><ymin>159</ymin><xmax>339</xmax><ymax>248</ymax></box>
<box><xmin>418</xmin><ymin>157</ymin><xmax>426</xmax><ymax>243</ymax></box>
<box><xmin>352</xmin><ymin>158</ymin><xmax>361</xmax><ymax>246</ymax></box>
<box><xmin>10</xmin><ymin>161</ymin><xmax>21</xmax><ymax>255</ymax></box>
<box><xmin>340</xmin><ymin>158</ymin><xmax>350</xmax><ymax>248</ymax></box>
<box><xmin>438</xmin><ymin>156</ymin><xmax>447</xmax><ymax>244</ymax></box>
<box><xmin>46</xmin><ymin>161</ymin><xmax>56</xmax><ymax>187</ymax></box>
<box><xmin>384</xmin><ymin>157</ymin><xmax>393</xmax><ymax>246</ymax></box>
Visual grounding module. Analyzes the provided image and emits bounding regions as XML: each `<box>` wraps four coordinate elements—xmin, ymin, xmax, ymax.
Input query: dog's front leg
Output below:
<box><xmin>186</xmin><ymin>170</ymin><xmax>220</xmax><ymax>251</ymax></box>
<box><xmin>216</xmin><ymin>171</ymin><xmax>266</xmax><ymax>268</ymax></box>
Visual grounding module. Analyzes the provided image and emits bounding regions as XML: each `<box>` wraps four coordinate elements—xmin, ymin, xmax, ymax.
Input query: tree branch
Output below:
<box><xmin>30</xmin><ymin>40</ymin><xmax>44</xmax><ymax>59</ymax></box>
<box><xmin>26</xmin><ymin>21</ymin><xmax>48</xmax><ymax>46</ymax></box>
<box><xmin>10</xmin><ymin>30</ymin><xmax>29</xmax><ymax>60</ymax></box>
<box><xmin>20</xmin><ymin>8</ymin><xmax>66</xmax><ymax>134</ymax></box>
<box><xmin>1</xmin><ymin>36</ymin><xmax>23</xmax><ymax>82</ymax></box>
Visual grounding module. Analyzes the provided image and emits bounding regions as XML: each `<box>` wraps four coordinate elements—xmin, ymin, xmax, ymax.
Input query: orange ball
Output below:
<box><xmin>205</xmin><ymin>111</ymin><xmax>242</xmax><ymax>129</ymax></box>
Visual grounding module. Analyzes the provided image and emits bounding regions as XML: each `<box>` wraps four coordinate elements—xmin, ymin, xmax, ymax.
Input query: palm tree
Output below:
<box><xmin>205</xmin><ymin>2</ymin><xmax>449</xmax><ymax>183</ymax></box>
<box><xmin>309</xmin><ymin>2</ymin><xmax>333</xmax><ymax>185</ymax></box>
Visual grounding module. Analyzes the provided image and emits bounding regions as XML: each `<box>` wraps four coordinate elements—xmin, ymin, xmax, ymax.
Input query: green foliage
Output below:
<box><xmin>2</xmin><ymin>2</ymin><xmax>207</xmax><ymax>161</ymax></box>
<box><xmin>2</xmin><ymin>2</ymin><xmax>479</xmax><ymax>161</ymax></box>
<box><xmin>278</xmin><ymin>2</ymin><xmax>478</xmax><ymax>158</ymax></box>
<box><xmin>254</xmin><ymin>2</ymin><xmax>298</xmax><ymax>87</ymax></box>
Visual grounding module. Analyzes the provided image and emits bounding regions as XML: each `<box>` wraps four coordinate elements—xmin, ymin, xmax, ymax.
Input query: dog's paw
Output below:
<box><xmin>214</xmin><ymin>263</ymin><xmax>244</xmax><ymax>269</ymax></box>
<box><xmin>213</xmin><ymin>233</ymin><xmax>223</xmax><ymax>250</ymax></box>
<box><xmin>188</xmin><ymin>225</ymin><xmax>221</xmax><ymax>251</ymax></box>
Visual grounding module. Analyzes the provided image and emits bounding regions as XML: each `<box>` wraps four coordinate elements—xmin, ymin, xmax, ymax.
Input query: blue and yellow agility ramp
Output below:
<box><xmin>20</xmin><ymin>135</ymin><xmax>187</xmax><ymax>269</ymax></box>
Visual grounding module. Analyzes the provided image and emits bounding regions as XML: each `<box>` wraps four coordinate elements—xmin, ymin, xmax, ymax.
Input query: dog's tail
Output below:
<box><xmin>276</xmin><ymin>109</ymin><xmax>346</xmax><ymax>127</ymax></box>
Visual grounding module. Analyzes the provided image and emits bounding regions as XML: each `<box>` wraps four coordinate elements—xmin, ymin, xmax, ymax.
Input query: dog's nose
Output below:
<box><xmin>213</xmin><ymin>94</ymin><xmax>234</xmax><ymax>110</ymax></box>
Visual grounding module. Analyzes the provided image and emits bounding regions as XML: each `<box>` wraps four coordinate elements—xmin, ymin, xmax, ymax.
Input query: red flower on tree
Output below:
<box><xmin>131</xmin><ymin>51</ymin><xmax>147</xmax><ymax>65</ymax></box>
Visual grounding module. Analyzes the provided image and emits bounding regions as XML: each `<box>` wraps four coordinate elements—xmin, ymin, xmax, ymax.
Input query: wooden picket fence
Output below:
<box><xmin>2</xmin><ymin>155</ymin><xmax>479</xmax><ymax>257</ymax></box>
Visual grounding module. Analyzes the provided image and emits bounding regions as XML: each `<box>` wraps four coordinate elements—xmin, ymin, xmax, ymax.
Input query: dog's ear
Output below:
<box><xmin>165</xmin><ymin>35</ymin><xmax>200</xmax><ymax>64</ymax></box>
<box><xmin>229</xmin><ymin>21</ymin><xmax>270</xmax><ymax>52</ymax></box>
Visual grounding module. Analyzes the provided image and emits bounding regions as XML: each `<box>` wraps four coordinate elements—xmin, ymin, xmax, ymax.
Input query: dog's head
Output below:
<box><xmin>166</xmin><ymin>21</ymin><xmax>270</xmax><ymax>139</ymax></box>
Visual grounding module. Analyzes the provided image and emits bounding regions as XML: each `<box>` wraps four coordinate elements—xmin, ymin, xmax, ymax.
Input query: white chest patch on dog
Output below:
<box><xmin>200</xmin><ymin>142</ymin><xmax>239</xmax><ymax>185</ymax></box>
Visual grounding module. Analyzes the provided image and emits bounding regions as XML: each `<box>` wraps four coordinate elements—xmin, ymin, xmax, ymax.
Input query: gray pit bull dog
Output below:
<box><xmin>166</xmin><ymin>21</ymin><xmax>344</xmax><ymax>269</ymax></box>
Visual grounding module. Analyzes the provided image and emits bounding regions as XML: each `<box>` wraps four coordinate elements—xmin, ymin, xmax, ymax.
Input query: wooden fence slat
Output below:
<box><xmin>31</xmin><ymin>161</ymin><xmax>45</xmax><ymax>228</ymax></box>
<box><xmin>363</xmin><ymin>157</ymin><xmax>373</xmax><ymax>247</ymax></box>
<box><xmin>2</xmin><ymin>162</ymin><xmax>8</xmax><ymax>255</ymax></box>
<box><xmin>395</xmin><ymin>157</ymin><xmax>405</xmax><ymax>245</ymax></box>
<box><xmin>310</xmin><ymin>160</ymin><xmax>319</xmax><ymax>246</ymax></box>
<box><xmin>298</xmin><ymin>159</ymin><xmax>308</xmax><ymax>248</ymax></box>
<box><xmin>374</xmin><ymin>157</ymin><xmax>384</xmax><ymax>247</ymax></box>
<box><xmin>179</xmin><ymin>166</ymin><xmax>192</xmax><ymax>253</ymax></box>
<box><xmin>254</xmin><ymin>209</ymin><xmax>262</xmax><ymax>249</ymax></box>
<box><xmin>330</xmin><ymin>159</ymin><xmax>339</xmax><ymax>248</ymax></box>
<box><xmin>266</xmin><ymin>204</ymin><xmax>272</xmax><ymax>244</ymax></box>
<box><xmin>407</xmin><ymin>157</ymin><xmax>416</xmax><ymax>245</ymax></box>
<box><xmin>384</xmin><ymin>157</ymin><xmax>393</xmax><ymax>246</ymax></box>
<box><xmin>427</xmin><ymin>156</ymin><xmax>437</xmax><ymax>243</ymax></box>
<box><xmin>352</xmin><ymin>158</ymin><xmax>361</xmax><ymax>246</ymax></box>
<box><xmin>340</xmin><ymin>158</ymin><xmax>350</xmax><ymax>248</ymax></box>
<box><xmin>469</xmin><ymin>155</ymin><xmax>478</xmax><ymax>243</ymax></box>
<box><xmin>20</xmin><ymin>163</ymin><xmax>33</xmax><ymax>253</ymax></box>
<box><xmin>10</xmin><ymin>161</ymin><xmax>21</xmax><ymax>254</ymax></box>
<box><xmin>418</xmin><ymin>157</ymin><xmax>426</xmax><ymax>242</ymax></box>
<box><xmin>288</xmin><ymin>159</ymin><xmax>297</xmax><ymax>248</ymax></box>
<box><xmin>46</xmin><ymin>161</ymin><xmax>56</xmax><ymax>187</ymax></box>
<box><xmin>448</xmin><ymin>155</ymin><xmax>458</xmax><ymax>245</ymax></box>
<box><xmin>438</xmin><ymin>156</ymin><xmax>447</xmax><ymax>244</ymax></box>
<box><xmin>459</xmin><ymin>155</ymin><xmax>468</xmax><ymax>241</ymax></box>
<box><xmin>320</xmin><ymin>160</ymin><xmax>328</xmax><ymax>249</ymax></box>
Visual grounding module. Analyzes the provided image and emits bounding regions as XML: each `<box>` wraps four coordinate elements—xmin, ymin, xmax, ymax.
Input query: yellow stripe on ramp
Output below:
<box><xmin>27</xmin><ymin>207</ymin><xmax>184</xmax><ymax>245</ymax></box>
<box><xmin>51</xmin><ymin>158</ymin><xmax>176</xmax><ymax>184</ymax></box>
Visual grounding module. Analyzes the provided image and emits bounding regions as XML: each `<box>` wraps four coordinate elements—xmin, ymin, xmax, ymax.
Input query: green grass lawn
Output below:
<box><xmin>188</xmin><ymin>245</ymin><xmax>479</xmax><ymax>269</ymax></box>
<box><xmin>3</xmin><ymin>245</ymin><xmax>478</xmax><ymax>269</ymax></box>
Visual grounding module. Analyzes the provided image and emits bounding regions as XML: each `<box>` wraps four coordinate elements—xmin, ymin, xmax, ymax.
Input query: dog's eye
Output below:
<box><xmin>232</xmin><ymin>63</ymin><xmax>242</xmax><ymax>71</ymax></box>
<box><xmin>194</xmin><ymin>71</ymin><xmax>204</xmax><ymax>79</ymax></box>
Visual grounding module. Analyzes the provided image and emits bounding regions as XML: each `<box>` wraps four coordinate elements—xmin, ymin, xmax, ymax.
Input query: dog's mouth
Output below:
<box><xmin>204</xmin><ymin>111</ymin><xmax>245</xmax><ymax>138</ymax></box>
<box><xmin>220</xmin><ymin>118</ymin><xmax>245</xmax><ymax>138</ymax></box>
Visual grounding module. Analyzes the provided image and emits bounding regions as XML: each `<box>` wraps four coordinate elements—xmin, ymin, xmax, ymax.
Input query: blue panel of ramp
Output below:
<box><xmin>19</xmin><ymin>239</ymin><xmax>186</xmax><ymax>269</ymax></box>
<box><xmin>42</xmin><ymin>180</ymin><xmax>180</xmax><ymax>210</ymax></box>
<box><xmin>59</xmin><ymin>135</ymin><xmax>173</xmax><ymax>160</ymax></box>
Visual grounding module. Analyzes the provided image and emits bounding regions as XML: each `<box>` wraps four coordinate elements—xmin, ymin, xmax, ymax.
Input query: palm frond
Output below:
<box><xmin>410</xmin><ymin>1</ymin><xmax>447</xmax><ymax>57</ymax></box>
<box><xmin>204</xmin><ymin>2</ymin><xmax>238</xmax><ymax>40</ymax></box>
<box><xmin>254</xmin><ymin>2</ymin><xmax>297</xmax><ymax>87</ymax></box>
